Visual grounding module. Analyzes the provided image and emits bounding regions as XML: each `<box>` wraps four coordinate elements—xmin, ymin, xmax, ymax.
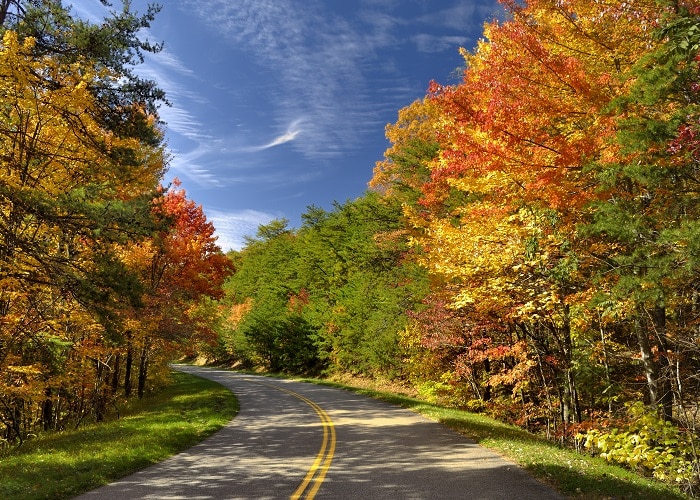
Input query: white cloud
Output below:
<box><xmin>238</xmin><ymin>119</ymin><xmax>303</xmax><ymax>152</ymax></box>
<box><xmin>417</xmin><ymin>1</ymin><xmax>501</xmax><ymax>31</ymax></box>
<box><xmin>412</xmin><ymin>34</ymin><xmax>471</xmax><ymax>54</ymax></box>
<box><xmin>206</xmin><ymin>209</ymin><xmax>280</xmax><ymax>251</ymax></box>
<box><xmin>264</xmin><ymin>128</ymin><xmax>301</xmax><ymax>149</ymax></box>
<box><xmin>167</xmin><ymin>143</ymin><xmax>224</xmax><ymax>188</ymax></box>
<box><xmin>135</xmin><ymin>43</ymin><xmax>225</xmax><ymax>187</ymax></box>
<box><xmin>149</xmin><ymin>48</ymin><xmax>196</xmax><ymax>77</ymax></box>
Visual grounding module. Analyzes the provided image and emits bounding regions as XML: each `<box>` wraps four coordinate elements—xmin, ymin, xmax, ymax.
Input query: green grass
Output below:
<box><xmin>308</xmin><ymin>379</ymin><xmax>688</xmax><ymax>499</ymax></box>
<box><xmin>0</xmin><ymin>370</ymin><xmax>238</xmax><ymax>500</ymax></box>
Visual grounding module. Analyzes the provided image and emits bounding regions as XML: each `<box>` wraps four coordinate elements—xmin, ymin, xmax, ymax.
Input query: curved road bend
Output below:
<box><xmin>77</xmin><ymin>365</ymin><xmax>566</xmax><ymax>499</ymax></box>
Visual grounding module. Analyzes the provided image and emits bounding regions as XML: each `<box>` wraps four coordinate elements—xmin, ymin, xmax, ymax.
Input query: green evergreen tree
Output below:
<box><xmin>585</xmin><ymin>2</ymin><xmax>700</xmax><ymax>420</ymax></box>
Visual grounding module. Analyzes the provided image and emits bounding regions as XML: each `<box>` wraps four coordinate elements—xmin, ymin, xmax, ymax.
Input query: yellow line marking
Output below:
<box><xmin>254</xmin><ymin>381</ymin><xmax>336</xmax><ymax>499</ymax></box>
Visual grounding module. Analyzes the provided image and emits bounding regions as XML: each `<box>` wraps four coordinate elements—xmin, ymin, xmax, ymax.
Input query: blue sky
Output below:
<box><xmin>71</xmin><ymin>0</ymin><xmax>502</xmax><ymax>251</ymax></box>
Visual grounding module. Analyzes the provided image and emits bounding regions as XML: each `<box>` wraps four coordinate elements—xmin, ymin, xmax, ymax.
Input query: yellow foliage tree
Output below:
<box><xmin>0</xmin><ymin>31</ymin><xmax>166</xmax><ymax>438</ymax></box>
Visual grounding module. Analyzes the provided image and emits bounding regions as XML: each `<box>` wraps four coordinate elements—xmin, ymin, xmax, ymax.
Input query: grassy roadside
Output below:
<box><xmin>308</xmin><ymin>378</ymin><xmax>687</xmax><ymax>500</ymax></box>
<box><xmin>0</xmin><ymin>370</ymin><xmax>238</xmax><ymax>500</ymax></box>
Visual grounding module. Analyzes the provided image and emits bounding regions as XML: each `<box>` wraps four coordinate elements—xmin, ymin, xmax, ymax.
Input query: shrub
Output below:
<box><xmin>579</xmin><ymin>402</ymin><xmax>699</xmax><ymax>493</ymax></box>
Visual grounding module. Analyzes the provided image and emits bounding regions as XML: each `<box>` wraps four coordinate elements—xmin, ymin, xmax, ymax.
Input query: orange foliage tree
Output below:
<box><xmin>374</xmin><ymin>0</ymin><xmax>668</xmax><ymax>433</ymax></box>
<box><xmin>119</xmin><ymin>181</ymin><xmax>233</xmax><ymax>398</ymax></box>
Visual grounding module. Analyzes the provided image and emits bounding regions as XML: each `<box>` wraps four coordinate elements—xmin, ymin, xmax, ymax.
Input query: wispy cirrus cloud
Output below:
<box><xmin>155</xmin><ymin>0</ymin><xmax>494</xmax><ymax>190</ymax></box>
<box><xmin>241</xmin><ymin>119</ymin><xmax>304</xmax><ymax>153</ymax></box>
<box><xmin>181</xmin><ymin>0</ymin><xmax>396</xmax><ymax>162</ymax></box>
<box><xmin>177</xmin><ymin>0</ymin><xmax>497</xmax><ymax>168</ymax></box>
<box><xmin>134</xmin><ymin>42</ymin><xmax>228</xmax><ymax>186</ymax></box>
<box><xmin>206</xmin><ymin>209</ymin><xmax>281</xmax><ymax>251</ymax></box>
<box><xmin>412</xmin><ymin>34</ymin><xmax>471</xmax><ymax>54</ymax></box>
<box><xmin>417</xmin><ymin>1</ymin><xmax>502</xmax><ymax>31</ymax></box>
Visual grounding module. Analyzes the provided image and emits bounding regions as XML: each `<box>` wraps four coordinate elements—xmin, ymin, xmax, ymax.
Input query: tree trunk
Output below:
<box><xmin>124</xmin><ymin>346</ymin><xmax>133</xmax><ymax>398</ymax></box>
<box><xmin>561</xmin><ymin>377</ymin><xmax>571</xmax><ymax>426</ymax></box>
<box><xmin>94</xmin><ymin>359</ymin><xmax>106</xmax><ymax>422</ymax></box>
<box><xmin>559</xmin><ymin>305</ymin><xmax>580</xmax><ymax>426</ymax></box>
<box><xmin>598</xmin><ymin>314</ymin><xmax>614</xmax><ymax>415</ymax></box>
<box><xmin>111</xmin><ymin>353</ymin><xmax>121</xmax><ymax>395</ymax></box>
<box><xmin>482</xmin><ymin>358</ymin><xmax>491</xmax><ymax>401</ymax></box>
<box><xmin>636</xmin><ymin>315</ymin><xmax>659</xmax><ymax>404</ymax></box>
<box><xmin>137</xmin><ymin>345</ymin><xmax>149</xmax><ymax>399</ymax></box>
<box><xmin>651</xmin><ymin>306</ymin><xmax>674</xmax><ymax>420</ymax></box>
<box><xmin>636</xmin><ymin>307</ymin><xmax>674</xmax><ymax>420</ymax></box>
<box><xmin>42</xmin><ymin>388</ymin><xmax>53</xmax><ymax>431</ymax></box>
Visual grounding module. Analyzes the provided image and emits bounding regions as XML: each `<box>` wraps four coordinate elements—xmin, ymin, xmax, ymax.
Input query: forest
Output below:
<box><xmin>3</xmin><ymin>0</ymin><xmax>700</xmax><ymax>495</ymax></box>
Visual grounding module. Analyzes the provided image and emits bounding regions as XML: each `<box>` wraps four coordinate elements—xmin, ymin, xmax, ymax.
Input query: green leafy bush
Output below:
<box><xmin>579</xmin><ymin>402</ymin><xmax>699</xmax><ymax>492</ymax></box>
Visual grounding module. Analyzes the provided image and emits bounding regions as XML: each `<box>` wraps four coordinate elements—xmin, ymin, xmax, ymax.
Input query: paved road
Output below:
<box><xmin>77</xmin><ymin>365</ymin><xmax>566</xmax><ymax>499</ymax></box>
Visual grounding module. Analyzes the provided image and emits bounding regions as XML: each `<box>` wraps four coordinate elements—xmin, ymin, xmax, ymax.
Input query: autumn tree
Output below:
<box><xmin>0</xmin><ymin>1</ymin><xmax>168</xmax><ymax>440</ymax></box>
<box><xmin>371</xmin><ymin>0</ymin><xmax>668</xmax><ymax>434</ymax></box>
<box><xmin>119</xmin><ymin>181</ymin><xmax>233</xmax><ymax>398</ymax></box>
<box><xmin>370</xmin><ymin>97</ymin><xmax>442</xmax><ymax>207</ymax></box>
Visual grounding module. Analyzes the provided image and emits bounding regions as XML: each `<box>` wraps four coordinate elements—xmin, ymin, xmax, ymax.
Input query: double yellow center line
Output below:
<box><xmin>259</xmin><ymin>382</ymin><xmax>336</xmax><ymax>499</ymax></box>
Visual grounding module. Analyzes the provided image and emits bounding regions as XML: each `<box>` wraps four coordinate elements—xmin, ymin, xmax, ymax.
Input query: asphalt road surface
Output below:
<box><xmin>77</xmin><ymin>365</ymin><xmax>566</xmax><ymax>499</ymax></box>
